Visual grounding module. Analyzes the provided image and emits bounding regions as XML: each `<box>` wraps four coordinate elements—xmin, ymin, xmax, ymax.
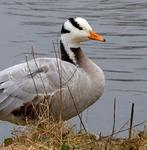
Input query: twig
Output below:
<box><xmin>25</xmin><ymin>55</ymin><xmax>39</xmax><ymax>118</ymax></box>
<box><xmin>31</xmin><ymin>46</ymin><xmax>48</xmax><ymax>96</ymax></box>
<box><xmin>111</xmin><ymin>97</ymin><xmax>116</xmax><ymax>137</ymax></box>
<box><xmin>52</xmin><ymin>40</ymin><xmax>87</xmax><ymax>134</ymax></box>
<box><xmin>104</xmin><ymin>120</ymin><xmax>147</xmax><ymax>138</ymax></box>
<box><xmin>117</xmin><ymin>119</ymin><xmax>129</xmax><ymax>133</ymax></box>
<box><xmin>104</xmin><ymin>119</ymin><xmax>147</xmax><ymax>138</ymax></box>
<box><xmin>85</xmin><ymin>109</ymin><xmax>89</xmax><ymax>131</ymax></box>
<box><xmin>67</xmin><ymin>85</ymin><xmax>87</xmax><ymax>133</ymax></box>
<box><xmin>31</xmin><ymin>46</ymin><xmax>51</xmax><ymax>119</ymax></box>
<box><xmin>129</xmin><ymin>103</ymin><xmax>134</xmax><ymax>139</ymax></box>
<box><xmin>26</xmin><ymin>55</ymin><xmax>38</xmax><ymax>96</ymax></box>
<box><xmin>52</xmin><ymin>40</ymin><xmax>63</xmax><ymax>144</ymax></box>
<box><xmin>80</xmin><ymin>113</ymin><xmax>83</xmax><ymax>131</ymax></box>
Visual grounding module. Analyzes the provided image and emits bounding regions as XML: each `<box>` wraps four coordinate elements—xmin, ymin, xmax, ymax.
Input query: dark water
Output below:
<box><xmin>0</xmin><ymin>0</ymin><xmax>147</xmax><ymax>141</ymax></box>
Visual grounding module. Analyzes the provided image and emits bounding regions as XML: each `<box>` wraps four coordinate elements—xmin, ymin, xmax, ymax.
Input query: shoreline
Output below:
<box><xmin>1</xmin><ymin>119</ymin><xmax>147</xmax><ymax>150</ymax></box>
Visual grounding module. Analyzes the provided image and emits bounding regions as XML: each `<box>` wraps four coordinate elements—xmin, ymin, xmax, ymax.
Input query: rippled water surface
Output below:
<box><xmin>0</xmin><ymin>0</ymin><xmax>147</xmax><ymax>141</ymax></box>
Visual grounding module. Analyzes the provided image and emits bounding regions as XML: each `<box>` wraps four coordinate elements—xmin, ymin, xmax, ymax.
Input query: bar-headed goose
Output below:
<box><xmin>0</xmin><ymin>17</ymin><xmax>105</xmax><ymax>124</ymax></box>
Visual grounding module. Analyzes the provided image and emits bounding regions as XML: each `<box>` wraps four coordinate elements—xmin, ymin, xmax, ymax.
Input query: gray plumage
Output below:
<box><xmin>0</xmin><ymin>17</ymin><xmax>105</xmax><ymax>124</ymax></box>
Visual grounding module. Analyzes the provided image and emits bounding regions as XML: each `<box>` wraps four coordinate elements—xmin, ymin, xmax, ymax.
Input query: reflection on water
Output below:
<box><xmin>0</xmin><ymin>0</ymin><xmax>147</xmax><ymax>141</ymax></box>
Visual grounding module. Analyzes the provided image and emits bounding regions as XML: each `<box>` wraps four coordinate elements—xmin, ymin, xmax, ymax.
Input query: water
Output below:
<box><xmin>0</xmin><ymin>0</ymin><xmax>147</xmax><ymax>141</ymax></box>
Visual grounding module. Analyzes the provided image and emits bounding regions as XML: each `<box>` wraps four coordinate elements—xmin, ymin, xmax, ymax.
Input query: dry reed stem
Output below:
<box><xmin>129</xmin><ymin>103</ymin><xmax>135</xmax><ymax>139</ymax></box>
<box><xmin>111</xmin><ymin>97</ymin><xmax>116</xmax><ymax>137</ymax></box>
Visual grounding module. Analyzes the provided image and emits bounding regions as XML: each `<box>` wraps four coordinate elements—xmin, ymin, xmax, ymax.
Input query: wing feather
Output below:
<box><xmin>0</xmin><ymin>57</ymin><xmax>79</xmax><ymax>119</ymax></box>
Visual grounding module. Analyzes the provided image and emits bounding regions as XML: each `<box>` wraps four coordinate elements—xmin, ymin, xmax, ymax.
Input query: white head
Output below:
<box><xmin>61</xmin><ymin>17</ymin><xmax>105</xmax><ymax>48</ymax></box>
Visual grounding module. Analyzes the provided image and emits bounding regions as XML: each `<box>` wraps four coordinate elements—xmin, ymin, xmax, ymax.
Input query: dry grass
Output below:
<box><xmin>1</xmin><ymin>118</ymin><xmax>147</xmax><ymax>150</ymax></box>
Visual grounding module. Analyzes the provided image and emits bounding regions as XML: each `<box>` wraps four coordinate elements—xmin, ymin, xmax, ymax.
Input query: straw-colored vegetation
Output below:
<box><xmin>1</xmin><ymin>117</ymin><xmax>147</xmax><ymax>150</ymax></box>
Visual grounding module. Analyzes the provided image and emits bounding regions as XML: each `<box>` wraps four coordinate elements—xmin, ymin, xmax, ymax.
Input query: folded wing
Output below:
<box><xmin>0</xmin><ymin>57</ymin><xmax>78</xmax><ymax>120</ymax></box>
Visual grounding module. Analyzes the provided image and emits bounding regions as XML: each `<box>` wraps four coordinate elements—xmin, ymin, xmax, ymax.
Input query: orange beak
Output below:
<box><xmin>88</xmin><ymin>31</ymin><xmax>106</xmax><ymax>42</ymax></box>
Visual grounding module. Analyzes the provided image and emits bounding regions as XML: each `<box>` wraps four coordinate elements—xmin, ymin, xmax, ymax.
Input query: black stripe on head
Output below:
<box><xmin>68</xmin><ymin>18</ymin><xmax>83</xmax><ymax>30</ymax></box>
<box><xmin>61</xmin><ymin>25</ymin><xmax>70</xmax><ymax>34</ymax></box>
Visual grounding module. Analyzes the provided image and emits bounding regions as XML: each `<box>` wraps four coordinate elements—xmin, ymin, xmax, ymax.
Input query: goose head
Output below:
<box><xmin>61</xmin><ymin>17</ymin><xmax>106</xmax><ymax>48</ymax></box>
